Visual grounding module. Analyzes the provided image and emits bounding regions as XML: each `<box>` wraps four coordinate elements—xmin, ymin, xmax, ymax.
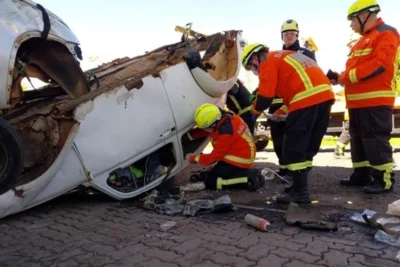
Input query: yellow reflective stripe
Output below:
<box><xmin>353</xmin><ymin>48</ymin><xmax>372</xmax><ymax>56</ymax></box>
<box><xmin>370</xmin><ymin>162</ymin><xmax>393</xmax><ymax>172</ymax></box>
<box><xmin>306</xmin><ymin>161</ymin><xmax>313</xmax><ymax>168</ymax></box>
<box><xmin>352</xmin><ymin>161</ymin><xmax>371</xmax><ymax>168</ymax></box>
<box><xmin>238</xmin><ymin>106</ymin><xmax>251</xmax><ymax>115</ymax></box>
<box><xmin>284</xmin><ymin>55</ymin><xmax>313</xmax><ymax>90</ymax></box>
<box><xmin>383</xmin><ymin>171</ymin><xmax>392</xmax><ymax>189</ymax></box>
<box><xmin>194</xmin><ymin>155</ymin><xmax>201</xmax><ymax>162</ymax></box>
<box><xmin>347</xmin><ymin>90</ymin><xmax>396</xmax><ymax>101</ymax></box>
<box><xmin>290</xmin><ymin>84</ymin><xmax>332</xmax><ymax>104</ymax></box>
<box><xmin>251</xmin><ymin>105</ymin><xmax>262</xmax><ymax>115</ymax></box>
<box><xmin>392</xmin><ymin>47</ymin><xmax>400</xmax><ymax>91</ymax></box>
<box><xmin>229</xmin><ymin>95</ymin><xmax>242</xmax><ymax>112</ymax></box>
<box><xmin>216</xmin><ymin>177</ymin><xmax>248</xmax><ymax>190</ymax></box>
<box><xmin>344</xmin><ymin>110</ymin><xmax>349</xmax><ymax>120</ymax></box>
<box><xmin>224</xmin><ymin>132</ymin><xmax>255</xmax><ymax>165</ymax></box>
<box><xmin>279</xmin><ymin>105</ymin><xmax>288</xmax><ymax>113</ymax></box>
<box><xmin>349</xmin><ymin>69</ymin><xmax>358</xmax><ymax>84</ymax></box>
<box><xmin>272</xmin><ymin>98</ymin><xmax>284</xmax><ymax>104</ymax></box>
<box><xmin>284</xmin><ymin>162</ymin><xmax>309</xmax><ymax>171</ymax></box>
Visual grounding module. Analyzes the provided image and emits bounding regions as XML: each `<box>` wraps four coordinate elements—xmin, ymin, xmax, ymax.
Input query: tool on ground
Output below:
<box><xmin>244</xmin><ymin>213</ymin><xmax>270</xmax><ymax>232</ymax></box>
<box><xmin>260</xmin><ymin>167</ymin><xmax>289</xmax><ymax>184</ymax></box>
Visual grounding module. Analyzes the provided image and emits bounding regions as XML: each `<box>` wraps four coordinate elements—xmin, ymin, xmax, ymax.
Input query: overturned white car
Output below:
<box><xmin>0</xmin><ymin>0</ymin><xmax>243</xmax><ymax>219</ymax></box>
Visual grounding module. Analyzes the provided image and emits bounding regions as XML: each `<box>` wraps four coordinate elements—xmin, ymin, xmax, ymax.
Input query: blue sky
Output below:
<box><xmin>35</xmin><ymin>0</ymin><xmax>400</xmax><ymax>89</ymax></box>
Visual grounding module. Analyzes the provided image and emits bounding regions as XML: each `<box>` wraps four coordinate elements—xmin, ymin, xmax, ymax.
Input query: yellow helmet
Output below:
<box><xmin>194</xmin><ymin>103</ymin><xmax>222</xmax><ymax>128</ymax></box>
<box><xmin>241</xmin><ymin>43</ymin><xmax>268</xmax><ymax>70</ymax></box>
<box><xmin>347</xmin><ymin>0</ymin><xmax>380</xmax><ymax>20</ymax></box>
<box><xmin>281</xmin><ymin>19</ymin><xmax>299</xmax><ymax>33</ymax></box>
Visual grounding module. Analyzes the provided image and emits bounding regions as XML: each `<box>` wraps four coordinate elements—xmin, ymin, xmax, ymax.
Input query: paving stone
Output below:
<box><xmin>270</xmin><ymin>247</ymin><xmax>320</xmax><ymax>264</ymax></box>
<box><xmin>203</xmin><ymin>242</ymin><xmax>244</xmax><ymax>256</ymax></box>
<box><xmin>172</xmin><ymin>248</ymin><xmax>215</xmax><ymax>267</ymax></box>
<box><xmin>317</xmin><ymin>250</ymin><xmax>351</xmax><ymax>266</ymax></box>
<box><xmin>284</xmin><ymin>260</ymin><xmax>326</xmax><ymax>267</ymax></box>
<box><xmin>206</xmin><ymin>252</ymin><xmax>255</xmax><ymax>267</ymax></box>
<box><xmin>238</xmin><ymin>243</ymin><xmax>276</xmax><ymax>261</ymax></box>
<box><xmin>256</xmin><ymin>254</ymin><xmax>289</xmax><ymax>267</ymax></box>
<box><xmin>170</xmin><ymin>237</ymin><xmax>208</xmax><ymax>255</ymax></box>
<box><xmin>300</xmin><ymin>239</ymin><xmax>329</xmax><ymax>256</ymax></box>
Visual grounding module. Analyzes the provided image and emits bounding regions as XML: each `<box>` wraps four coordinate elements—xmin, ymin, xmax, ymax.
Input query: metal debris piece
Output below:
<box><xmin>160</xmin><ymin>221</ymin><xmax>177</xmax><ymax>231</ymax></box>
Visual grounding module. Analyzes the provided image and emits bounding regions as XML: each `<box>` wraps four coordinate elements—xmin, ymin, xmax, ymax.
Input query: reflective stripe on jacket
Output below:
<box><xmin>252</xmin><ymin>50</ymin><xmax>334</xmax><ymax>114</ymax></box>
<box><xmin>341</xmin><ymin>18</ymin><xmax>400</xmax><ymax>109</ymax></box>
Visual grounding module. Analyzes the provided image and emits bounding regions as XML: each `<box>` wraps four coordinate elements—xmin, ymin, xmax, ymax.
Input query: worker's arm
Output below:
<box><xmin>339</xmin><ymin>30</ymin><xmax>399</xmax><ymax>86</ymax></box>
<box><xmin>186</xmin><ymin>128</ymin><xmax>210</xmax><ymax>140</ymax></box>
<box><xmin>189</xmin><ymin>118</ymin><xmax>235</xmax><ymax>165</ymax></box>
<box><xmin>274</xmin><ymin>105</ymin><xmax>288</xmax><ymax>115</ymax></box>
<box><xmin>251</xmin><ymin>58</ymin><xmax>277</xmax><ymax>115</ymax></box>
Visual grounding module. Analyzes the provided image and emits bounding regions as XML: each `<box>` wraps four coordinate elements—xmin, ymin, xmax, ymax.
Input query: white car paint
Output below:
<box><xmin>0</xmin><ymin>1</ymin><xmax>243</xmax><ymax>219</ymax></box>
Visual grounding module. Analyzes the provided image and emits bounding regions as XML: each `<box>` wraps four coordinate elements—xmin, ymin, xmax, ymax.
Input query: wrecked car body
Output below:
<box><xmin>0</xmin><ymin>0</ymin><xmax>243</xmax><ymax>219</ymax></box>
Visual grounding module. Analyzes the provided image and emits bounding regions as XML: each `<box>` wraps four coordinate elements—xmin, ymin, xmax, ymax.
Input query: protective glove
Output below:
<box><xmin>249</xmin><ymin>88</ymin><xmax>259</xmax><ymax>103</ymax></box>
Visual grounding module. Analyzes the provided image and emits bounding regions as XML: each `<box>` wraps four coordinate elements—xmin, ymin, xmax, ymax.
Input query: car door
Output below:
<box><xmin>72</xmin><ymin>75</ymin><xmax>177</xmax><ymax>177</ymax></box>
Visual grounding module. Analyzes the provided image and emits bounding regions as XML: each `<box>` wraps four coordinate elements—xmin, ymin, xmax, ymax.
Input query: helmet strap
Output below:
<box><xmin>357</xmin><ymin>11</ymin><xmax>372</xmax><ymax>34</ymax></box>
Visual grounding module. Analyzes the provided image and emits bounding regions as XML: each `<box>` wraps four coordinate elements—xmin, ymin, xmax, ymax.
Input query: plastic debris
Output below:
<box><xmin>180</xmin><ymin>182</ymin><xmax>205</xmax><ymax>192</ymax></box>
<box><xmin>312</xmin><ymin>200</ymin><xmax>319</xmax><ymax>204</ymax></box>
<box><xmin>245</xmin><ymin>214</ymin><xmax>270</xmax><ymax>232</ymax></box>
<box><xmin>374</xmin><ymin>230</ymin><xmax>400</xmax><ymax>248</ymax></box>
<box><xmin>160</xmin><ymin>221</ymin><xmax>177</xmax><ymax>231</ymax></box>
<box><xmin>387</xmin><ymin>199</ymin><xmax>400</xmax><ymax>216</ymax></box>
<box><xmin>347</xmin><ymin>201</ymin><xmax>353</xmax><ymax>205</ymax></box>
<box><xmin>350</xmin><ymin>209</ymin><xmax>377</xmax><ymax>224</ymax></box>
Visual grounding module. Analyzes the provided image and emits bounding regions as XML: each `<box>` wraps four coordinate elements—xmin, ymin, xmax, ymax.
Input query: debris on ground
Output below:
<box><xmin>244</xmin><ymin>213</ymin><xmax>270</xmax><ymax>231</ymax></box>
<box><xmin>374</xmin><ymin>230</ymin><xmax>400</xmax><ymax>248</ymax></box>
<box><xmin>350</xmin><ymin>209</ymin><xmax>377</xmax><ymax>224</ymax></box>
<box><xmin>142</xmin><ymin>190</ymin><xmax>234</xmax><ymax>216</ymax></box>
<box><xmin>160</xmin><ymin>220</ymin><xmax>177</xmax><ymax>231</ymax></box>
<box><xmin>180</xmin><ymin>182</ymin><xmax>205</xmax><ymax>192</ymax></box>
<box><xmin>284</xmin><ymin>202</ymin><xmax>338</xmax><ymax>231</ymax></box>
<box><xmin>362</xmin><ymin>213</ymin><xmax>400</xmax><ymax>235</ymax></box>
<box><xmin>387</xmin><ymin>199</ymin><xmax>400</xmax><ymax>216</ymax></box>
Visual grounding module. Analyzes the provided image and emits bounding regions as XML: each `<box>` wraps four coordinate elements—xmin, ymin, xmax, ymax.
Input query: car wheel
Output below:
<box><xmin>0</xmin><ymin>118</ymin><xmax>23</xmax><ymax>194</ymax></box>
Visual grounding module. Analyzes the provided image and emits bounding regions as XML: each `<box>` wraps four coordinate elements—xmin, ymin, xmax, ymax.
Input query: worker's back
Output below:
<box><xmin>260</xmin><ymin>50</ymin><xmax>333</xmax><ymax>113</ymax></box>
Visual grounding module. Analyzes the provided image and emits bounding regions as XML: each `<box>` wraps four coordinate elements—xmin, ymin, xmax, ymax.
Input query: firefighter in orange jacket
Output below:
<box><xmin>331</xmin><ymin>0</ymin><xmax>400</xmax><ymax>194</ymax></box>
<box><xmin>185</xmin><ymin>103</ymin><xmax>262</xmax><ymax>191</ymax></box>
<box><xmin>242</xmin><ymin>43</ymin><xmax>335</xmax><ymax>204</ymax></box>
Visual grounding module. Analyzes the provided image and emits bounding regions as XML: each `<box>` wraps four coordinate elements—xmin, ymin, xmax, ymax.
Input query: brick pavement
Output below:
<box><xmin>0</xmin><ymin>196</ymin><xmax>399</xmax><ymax>267</ymax></box>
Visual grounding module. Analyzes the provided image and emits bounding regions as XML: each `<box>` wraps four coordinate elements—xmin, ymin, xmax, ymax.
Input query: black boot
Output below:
<box><xmin>282</xmin><ymin>168</ymin><xmax>311</xmax><ymax>193</ymax></box>
<box><xmin>363</xmin><ymin>170</ymin><xmax>395</xmax><ymax>194</ymax></box>
<box><xmin>277</xmin><ymin>170</ymin><xmax>311</xmax><ymax>204</ymax></box>
<box><xmin>340</xmin><ymin>167</ymin><xmax>372</xmax><ymax>186</ymax></box>
<box><xmin>256</xmin><ymin>169</ymin><xmax>266</xmax><ymax>187</ymax></box>
<box><xmin>247</xmin><ymin>169</ymin><xmax>260</xmax><ymax>192</ymax></box>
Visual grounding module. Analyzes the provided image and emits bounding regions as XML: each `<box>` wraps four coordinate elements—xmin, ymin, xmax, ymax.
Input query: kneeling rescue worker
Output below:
<box><xmin>242</xmin><ymin>43</ymin><xmax>335</xmax><ymax>204</ymax></box>
<box><xmin>185</xmin><ymin>103</ymin><xmax>263</xmax><ymax>191</ymax></box>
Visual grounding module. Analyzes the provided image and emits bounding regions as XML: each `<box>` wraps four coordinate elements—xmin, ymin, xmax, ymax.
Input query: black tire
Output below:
<box><xmin>0</xmin><ymin>118</ymin><xmax>23</xmax><ymax>194</ymax></box>
<box><xmin>255</xmin><ymin>139</ymin><xmax>269</xmax><ymax>152</ymax></box>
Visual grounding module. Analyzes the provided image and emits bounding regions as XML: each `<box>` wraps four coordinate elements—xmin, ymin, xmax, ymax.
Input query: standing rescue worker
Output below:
<box><xmin>268</xmin><ymin>19</ymin><xmax>319</xmax><ymax>178</ymax></box>
<box><xmin>242</xmin><ymin>43</ymin><xmax>335</xmax><ymax>204</ymax></box>
<box><xmin>226</xmin><ymin>79</ymin><xmax>255</xmax><ymax>135</ymax></box>
<box><xmin>331</xmin><ymin>0</ymin><xmax>400</xmax><ymax>194</ymax></box>
<box><xmin>185</xmin><ymin>103</ymin><xmax>263</xmax><ymax>191</ymax></box>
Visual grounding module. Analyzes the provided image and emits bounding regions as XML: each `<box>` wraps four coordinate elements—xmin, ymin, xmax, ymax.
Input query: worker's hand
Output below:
<box><xmin>185</xmin><ymin>153</ymin><xmax>195</xmax><ymax>162</ymax></box>
<box><xmin>330</xmin><ymin>79</ymin><xmax>339</xmax><ymax>85</ymax></box>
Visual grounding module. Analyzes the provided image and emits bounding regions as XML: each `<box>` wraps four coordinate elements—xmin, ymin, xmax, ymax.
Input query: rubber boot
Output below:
<box><xmin>363</xmin><ymin>170</ymin><xmax>395</xmax><ymax>194</ymax></box>
<box><xmin>247</xmin><ymin>169</ymin><xmax>260</xmax><ymax>192</ymax></box>
<box><xmin>282</xmin><ymin>167</ymin><xmax>311</xmax><ymax>194</ymax></box>
<box><xmin>340</xmin><ymin>167</ymin><xmax>372</xmax><ymax>187</ymax></box>
<box><xmin>256</xmin><ymin>169</ymin><xmax>266</xmax><ymax>187</ymax></box>
<box><xmin>277</xmin><ymin>170</ymin><xmax>311</xmax><ymax>204</ymax></box>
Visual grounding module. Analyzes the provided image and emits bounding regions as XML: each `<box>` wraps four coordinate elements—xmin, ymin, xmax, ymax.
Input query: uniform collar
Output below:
<box><xmin>282</xmin><ymin>40</ymin><xmax>300</xmax><ymax>51</ymax></box>
<box><xmin>364</xmin><ymin>18</ymin><xmax>384</xmax><ymax>35</ymax></box>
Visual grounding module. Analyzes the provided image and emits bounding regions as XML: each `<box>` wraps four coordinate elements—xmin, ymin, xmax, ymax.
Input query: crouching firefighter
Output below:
<box><xmin>185</xmin><ymin>103</ymin><xmax>263</xmax><ymax>191</ymax></box>
<box><xmin>226</xmin><ymin>79</ymin><xmax>255</xmax><ymax>134</ymax></box>
<box><xmin>242</xmin><ymin>43</ymin><xmax>335</xmax><ymax>204</ymax></box>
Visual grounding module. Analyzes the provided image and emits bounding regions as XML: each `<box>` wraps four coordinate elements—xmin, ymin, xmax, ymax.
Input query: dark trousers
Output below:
<box><xmin>268</xmin><ymin>104</ymin><xmax>285</xmax><ymax>167</ymax></box>
<box><xmin>240</xmin><ymin>112</ymin><xmax>255</xmax><ymax>135</ymax></box>
<box><xmin>283</xmin><ymin>100</ymin><xmax>333</xmax><ymax>171</ymax></box>
<box><xmin>205</xmin><ymin>161</ymin><xmax>250</xmax><ymax>190</ymax></box>
<box><xmin>349</xmin><ymin>106</ymin><xmax>394</xmax><ymax>188</ymax></box>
